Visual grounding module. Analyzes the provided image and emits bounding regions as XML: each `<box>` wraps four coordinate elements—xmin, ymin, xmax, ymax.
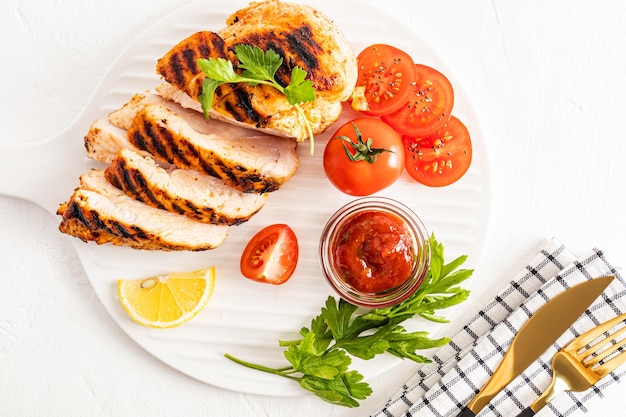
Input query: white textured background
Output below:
<box><xmin>2</xmin><ymin>1</ymin><xmax>626</xmax><ymax>416</ymax></box>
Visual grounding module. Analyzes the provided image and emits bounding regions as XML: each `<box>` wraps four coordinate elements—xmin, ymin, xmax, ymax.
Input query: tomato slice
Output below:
<box><xmin>354</xmin><ymin>44</ymin><xmax>417</xmax><ymax>116</ymax></box>
<box><xmin>403</xmin><ymin>115</ymin><xmax>472</xmax><ymax>187</ymax></box>
<box><xmin>240</xmin><ymin>224</ymin><xmax>299</xmax><ymax>285</ymax></box>
<box><xmin>382</xmin><ymin>64</ymin><xmax>454</xmax><ymax>136</ymax></box>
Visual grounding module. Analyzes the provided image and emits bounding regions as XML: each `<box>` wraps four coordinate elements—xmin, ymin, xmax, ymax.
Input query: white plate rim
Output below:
<box><xmin>0</xmin><ymin>0</ymin><xmax>493</xmax><ymax>397</ymax></box>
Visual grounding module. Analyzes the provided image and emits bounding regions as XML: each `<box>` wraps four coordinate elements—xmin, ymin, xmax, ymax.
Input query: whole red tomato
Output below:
<box><xmin>323</xmin><ymin>118</ymin><xmax>404</xmax><ymax>196</ymax></box>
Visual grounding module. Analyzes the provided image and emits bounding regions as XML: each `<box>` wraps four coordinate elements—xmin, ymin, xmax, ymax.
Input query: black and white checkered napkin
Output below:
<box><xmin>370</xmin><ymin>238</ymin><xmax>626</xmax><ymax>417</ymax></box>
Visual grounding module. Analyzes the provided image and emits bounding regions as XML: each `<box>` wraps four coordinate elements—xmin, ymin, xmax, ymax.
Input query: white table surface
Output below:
<box><xmin>2</xmin><ymin>0</ymin><xmax>625</xmax><ymax>415</ymax></box>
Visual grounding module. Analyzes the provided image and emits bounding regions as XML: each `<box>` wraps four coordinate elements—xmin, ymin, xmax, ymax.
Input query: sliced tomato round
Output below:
<box><xmin>240</xmin><ymin>224</ymin><xmax>299</xmax><ymax>285</ymax></box>
<box><xmin>403</xmin><ymin>115</ymin><xmax>472</xmax><ymax>187</ymax></box>
<box><xmin>354</xmin><ymin>44</ymin><xmax>417</xmax><ymax>116</ymax></box>
<box><xmin>382</xmin><ymin>64</ymin><xmax>454</xmax><ymax>137</ymax></box>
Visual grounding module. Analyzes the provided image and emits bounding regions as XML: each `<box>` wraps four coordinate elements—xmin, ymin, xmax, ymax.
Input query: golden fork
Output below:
<box><xmin>517</xmin><ymin>312</ymin><xmax>626</xmax><ymax>417</ymax></box>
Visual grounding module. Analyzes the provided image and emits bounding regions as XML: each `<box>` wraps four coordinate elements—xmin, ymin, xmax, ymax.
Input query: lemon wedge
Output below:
<box><xmin>118</xmin><ymin>267</ymin><xmax>215</xmax><ymax>329</ymax></box>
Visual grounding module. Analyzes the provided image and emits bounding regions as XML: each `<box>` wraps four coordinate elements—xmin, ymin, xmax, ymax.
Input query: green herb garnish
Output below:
<box><xmin>196</xmin><ymin>44</ymin><xmax>317</xmax><ymax>154</ymax></box>
<box><xmin>225</xmin><ymin>233</ymin><xmax>472</xmax><ymax>407</ymax></box>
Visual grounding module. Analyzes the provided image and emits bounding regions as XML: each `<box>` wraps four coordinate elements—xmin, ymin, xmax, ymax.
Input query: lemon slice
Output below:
<box><xmin>118</xmin><ymin>267</ymin><xmax>215</xmax><ymax>329</ymax></box>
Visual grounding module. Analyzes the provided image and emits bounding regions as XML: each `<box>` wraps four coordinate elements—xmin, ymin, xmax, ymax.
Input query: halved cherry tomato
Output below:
<box><xmin>324</xmin><ymin>118</ymin><xmax>404</xmax><ymax>196</ymax></box>
<box><xmin>240</xmin><ymin>224</ymin><xmax>299</xmax><ymax>285</ymax></box>
<box><xmin>403</xmin><ymin>115</ymin><xmax>472</xmax><ymax>187</ymax></box>
<box><xmin>382</xmin><ymin>64</ymin><xmax>454</xmax><ymax>137</ymax></box>
<box><xmin>354</xmin><ymin>44</ymin><xmax>417</xmax><ymax>116</ymax></box>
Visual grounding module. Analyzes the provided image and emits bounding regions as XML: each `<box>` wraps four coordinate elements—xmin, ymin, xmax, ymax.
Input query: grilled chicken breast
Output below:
<box><xmin>57</xmin><ymin>170</ymin><xmax>229</xmax><ymax>251</ymax></box>
<box><xmin>156</xmin><ymin>0</ymin><xmax>357</xmax><ymax>141</ymax></box>
<box><xmin>105</xmin><ymin>148</ymin><xmax>269</xmax><ymax>225</ymax></box>
<box><xmin>126</xmin><ymin>101</ymin><xmax>298</xmax><ymax>193</ymax></box>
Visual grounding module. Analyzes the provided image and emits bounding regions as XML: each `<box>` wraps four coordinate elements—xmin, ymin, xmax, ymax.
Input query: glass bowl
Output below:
<box><xmin>319</xmin><ymin>196</ymin><xmax>430</xmax><ymax>308</ymax></box>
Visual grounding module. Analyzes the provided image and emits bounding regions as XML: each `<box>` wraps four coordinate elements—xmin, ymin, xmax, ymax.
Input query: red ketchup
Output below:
<box><xmin>331</xmin><ymin>210</ymin><xmax>415</xmax><ymax>293</ymax></box>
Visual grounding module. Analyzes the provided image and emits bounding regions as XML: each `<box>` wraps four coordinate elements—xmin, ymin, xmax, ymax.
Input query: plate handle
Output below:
<box><xmin>0</xmin><ymin>132</ymin><xmax>93</xmax><ymax>215</ymax></box>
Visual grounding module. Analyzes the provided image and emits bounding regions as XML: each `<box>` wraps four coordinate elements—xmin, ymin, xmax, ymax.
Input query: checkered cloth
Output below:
<box><xmin>370</xmin><ymin>238</ymin><xmax>626</xmax><ymax>417</ymax></box>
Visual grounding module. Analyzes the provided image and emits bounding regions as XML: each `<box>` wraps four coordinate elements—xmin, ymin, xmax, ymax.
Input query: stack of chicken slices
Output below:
<box><xmin>57</xmin><ymin>0</ymin><xmax>357</xmax><ymax>251</ymax></box>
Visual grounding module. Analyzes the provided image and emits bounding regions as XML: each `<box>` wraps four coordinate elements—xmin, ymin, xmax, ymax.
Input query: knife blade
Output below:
<box><xmin>455</xmin><ymin>275</ymin><xmax>615</xmax><ymax>417</ymax></box>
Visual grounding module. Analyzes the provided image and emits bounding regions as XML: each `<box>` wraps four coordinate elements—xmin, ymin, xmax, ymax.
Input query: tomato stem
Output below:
<box><xmin>335</xmin><ymin>122</ymin><xmax>393</xmax><ymax>164</ymax></box>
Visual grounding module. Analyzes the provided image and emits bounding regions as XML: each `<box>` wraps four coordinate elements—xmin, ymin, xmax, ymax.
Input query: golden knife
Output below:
<box><xmin>455</xmin><ymin>275</ymin><xmax>615</xmax><ymax>417</ymax></box>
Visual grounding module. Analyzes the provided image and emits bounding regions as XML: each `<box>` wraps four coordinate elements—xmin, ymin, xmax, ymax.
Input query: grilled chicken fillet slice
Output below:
<box><xmin>156</xmin><ymin>0</ymin><xmax>357</xmax><ymax>141</ymax></box>
<box><xmin>105</xmin><ymin>148</ymin><xmax>268</xmax><ymax>225</ymax></box>
<box><xmin>57</xmin><ymin>170</ymin><xmax>229</xmax><ymax>251</ymax></box>
<box><xmin>125</xmin><ymin>101</ymin><xmax>298</xmax><ymax>193</ymax></box>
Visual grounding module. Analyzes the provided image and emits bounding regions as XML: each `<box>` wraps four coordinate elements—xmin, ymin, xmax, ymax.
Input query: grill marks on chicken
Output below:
<box><xmin>156</xmin><ymin>31</ymin><xmax>280</xmax><ymax>132</ymax></box>
<box><xmin>157</xmin><ymin>31</ymin><xmax>230</xmax><ymax>104</ymax></box>
<box><xmin>57</xmin><ymin>171</ymin><xmax>230</xmax><ymax>251</ymax></box>
<box><xmin>126</xmin><ymin>103</ymin><xmax>296</xmax><ymax>193</ymax></box>
<box><xmin>156</xmin><ymin>0</ymin><xmax>357</xmax><ymax>141</ymax></box>
<box><xmin>105</xmin><ymin>149</ymin><xmax>268</xmax><ymax>225</ymax></box>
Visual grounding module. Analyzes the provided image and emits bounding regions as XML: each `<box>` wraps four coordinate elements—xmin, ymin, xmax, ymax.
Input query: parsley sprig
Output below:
<box><xmin>225</xmin><ymin>233</ymin><xmax>472</xmax><ymax>407</ymax></box>
<box><xmin>196</xmin><ymin>44</ymin><xmax>317</xmax><ymax>154</ymax></box>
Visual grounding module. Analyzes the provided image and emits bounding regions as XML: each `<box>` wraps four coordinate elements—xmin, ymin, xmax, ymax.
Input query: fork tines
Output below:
<box><xmin>571</xmin><ymin>312</ymin><xmax>626</xmax><ymax>376</ymax></box>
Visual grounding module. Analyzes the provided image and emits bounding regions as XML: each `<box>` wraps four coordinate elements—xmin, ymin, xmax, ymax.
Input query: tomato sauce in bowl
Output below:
<box><xmin>333</xmin><ymin>211</ymin><xmax>414</xmax><ymax>293</ymax></box>
<box><xmin>319</xmin><ymin>197</ymin><xmax>430</xmax><ymax>307</ymax></box>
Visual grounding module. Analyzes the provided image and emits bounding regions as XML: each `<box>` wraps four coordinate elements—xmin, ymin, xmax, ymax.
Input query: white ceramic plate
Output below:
<box><xmin>0</xmin><ymin>0</ymin><xmax>492</xmax><ymax>396</ymax></box>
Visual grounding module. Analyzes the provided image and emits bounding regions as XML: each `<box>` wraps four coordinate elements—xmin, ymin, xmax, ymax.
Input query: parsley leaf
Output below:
<box><xmin>299</xmin><ymin>370</ymin><xmax>372</xmax><ymax>408</ymax></box>
<box><xmin>196</xmin><ymin>44</ymin><xmax>317</xmax><ymax>153</ymax></box>
<box><xmin>236</xmin><ymin>44</ymin><xmax>282</xmax><ymax>84</ymax></box>
<box><xmin>285</xmin><ymin>332</ymin><xmax>350</xmax><ymax>379</ymax></box>
<box><xmin>196</xmin><ymin>57</ymin><xmax>239</xmax><ymax>83</ymax></box>
<box><xmin>285</xmin><ymin>66</ymin><xmax>316</xmax><ymax>104</ymax></box>
<box><xmin>386</xmin><ymin>329</ymin><xmax>451</xmax><ymax>362</ymax></box>
<box><xmin>224</xmin><ymin>233</ymin><xmax>472</xmax><ymax>407</ymax></box>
